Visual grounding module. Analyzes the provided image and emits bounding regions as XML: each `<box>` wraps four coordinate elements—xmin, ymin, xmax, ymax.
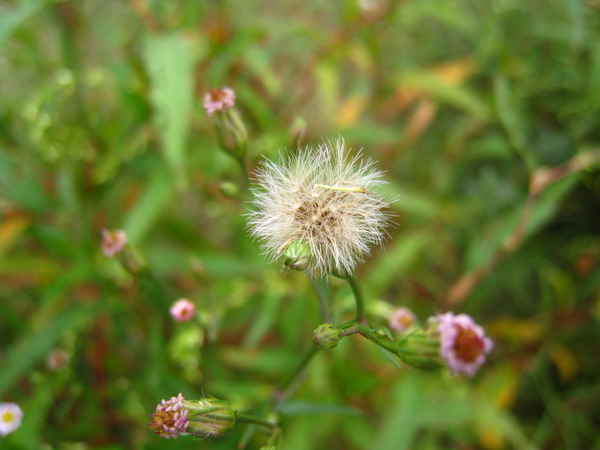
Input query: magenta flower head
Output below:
<box><xmin>203</xmin><ymin>87</ymin><xmax>235</xmax><ymax>116</ymax></box>
<box><xmin>389</xmin><ymin>307</ymin><xmax>416</xmax><ymax>333</ymax></box>
<box><xmin>170</xmin><ymin>299</ymin><xmax>195</xmax><ymax>322</ymax></box>
<box><xmin>101</xmin><ymin>229</ymin><xmax>128</xmax><ymax>257</ymax></box>
<box><xmin>0</xmin><ymin>402</ymin><xmax>23</xmax><ymax>436</ymax></box>
<box><xmin>436</xmin><ymin>312</ymin><xmax>493</xmax><ymax>377</ymax></box>
<box><xmin>148</xmin><ymin>393</ymin><xmax>236</xmax><ymax>439</ymax></box>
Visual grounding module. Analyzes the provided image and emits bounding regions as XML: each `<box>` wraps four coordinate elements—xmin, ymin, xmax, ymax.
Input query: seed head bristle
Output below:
<box><xmin>248</xmin><ymin>139</ymin><xmax>392</xmax><ymax>278</ymax></box>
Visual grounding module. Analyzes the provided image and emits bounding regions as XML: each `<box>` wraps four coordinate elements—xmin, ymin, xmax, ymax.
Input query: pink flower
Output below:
<box><xmin>389</xmin><ymin>307</ymin><xmax>416</xmax><ymax>333</ymax></box>
<box><xmin>203</xmin><ymin>87</ymin><xmax>235</xmax><ymax>116</ymax></box>
<box><xmin>149</xmin><ymin>393</ymin><xmax>189</xmax><ymax>439</ymax></box>
<box><xmin>170</xmin><ymin>299</ymin><xmax>196</xmax><ymax>322</ymax></box>
<box><xmin>101</xmin><ymin>229</ymin><xmax>127</xmax><ymax>257</ymax></box>
<box><xmin>437</xmin><ymin>312</ymin><xmax>493</xmax><ymax>377</ymax></box>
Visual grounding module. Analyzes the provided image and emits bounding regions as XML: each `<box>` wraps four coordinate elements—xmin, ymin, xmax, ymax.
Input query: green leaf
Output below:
<box><xmin>465</xmin><ymin>176</ymin><xmax>578</xmax><ymax>271</ymax></box>
<box><xmin>0</xmin><ymin>305</ymin><xmax>93</xmax><ymax>397</ymax></box>
<box><xmin>376</xmin><ymin>345</ymin><xmax>403</xmax><ymax>370</ymax></box>
<box><xmin>123</xmin><ymin>166</ymin><xmax>174</xmax><ymax>244</ymax></box>
<box><xmin>144</xmin><ymin>33</ymin><xmax>198</xmax><ymax>188</ymax></box>
<box><xmin>398</xmin><ymin>70</ymin><xmax>490</xmax><ymax>120</ymax></box>
<box><xmin>0</xmin><ymin>0</ymin><xmax>49</xmax><ymax>46</ymax></box>
<box><xmin>243</xmin><ymin>293</ymin><xmax>282</xmax><ymax>349</ymax></box>
<box><xmin>366</xmin><ymin>231</ymin><xmax>432</xmax><ymax>295</ymax></box>
<box><xmin>279</xmin><ymin>401</ymin><xmax>362</xmax><ymax>416</ymax></box>
<box><xmin>374</xmin><ymin>373</ymin><xmax>423</xmax><ymax>450</ymax></box>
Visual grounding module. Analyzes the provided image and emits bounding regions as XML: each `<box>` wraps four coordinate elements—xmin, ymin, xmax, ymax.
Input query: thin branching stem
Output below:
<box><xmin>273</xmin><ymin>346</ymin><xmax>320</xmax><ymax>409</ymax></box>
<box><xmin>308</xmin><ymin>274</ymin><xmax>330</xmax><ymax>322</ymax></box>
<box><xmin>342</xmin><ymin>273</ymin><xmax>366</xmax><ymax>324</ymax></box>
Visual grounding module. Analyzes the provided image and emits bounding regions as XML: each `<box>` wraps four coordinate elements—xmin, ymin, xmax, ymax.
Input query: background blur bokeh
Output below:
<box><xmin>1</xmin><ymin>0</ymin><xmax>600</xmax><ymax>448</ymax></box>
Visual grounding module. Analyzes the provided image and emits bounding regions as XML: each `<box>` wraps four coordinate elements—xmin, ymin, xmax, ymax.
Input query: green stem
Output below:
<box><xmin>339</xmin><ymin>323</ymin><xmax>398</xmax><ymax>354</ymax></box>
<box><xmin>308</xmin><ymin>274</ymin><xmax>330</xmax><ymax>322</ymax></box>
<box><xmin>342</xmin><ymin>273</ymin><xmax>366</xmax><ymax>324</ymax></box>
<box><xmin>273</xmin><ymin>346</ymin><xmax>320</xmax><ymax>408</ymax></box>
<box><xmin>236</xmin><ymin>156</ymin><xmax>250</xmax><ymax>190</ymax></box>
<box><xmin>236</xmin><ymin>414</ymin><xmax>278</xmax><ymax>430</ymax></box>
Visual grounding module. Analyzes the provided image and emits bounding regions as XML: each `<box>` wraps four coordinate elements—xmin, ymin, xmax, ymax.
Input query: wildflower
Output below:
<box><xmin>248</xmin><ymin>139</ymin><xmax>391</xmax><ymax>278</ymax></box>
<box><xmin>436</xmin><ymin>312</ymin><xmax>493</xmax><ymax>376</ymax></box>
<box><xmin>312</xmin><ymin>323</ymin><xmax>341</xmax><ymax>349</ymax></box>
<box><xmin>101</xmin><ymin>229</ymin><xmax>127</xmax><ymax>257</ymax></box>
<box><xmin>0</xmin><ymin>403</ymin><xmax>23</xmax><ymax>436</ymax></box>
<box><xmin>389</xmin><ymin>307</ymin><xmax>416</xmax><ymax>333</ymax></box>
<box><xmin>203</xmin><ymin>87</ymin><xmax>235</xmax><ymax>116</ymax></box>
<box><xmin>170</xmin><ymin>299</ymin><xmax>196</xmax><ymax>322</ymax></box>
<box><xmin>46</xmin><ymin>348</ymin><xmax>70</xmax><ymax>371</ymax></box>
<box><xmin>148</xmin><ymin>393</ymin><xmax>236</xmax><ymax>439</ymax></box>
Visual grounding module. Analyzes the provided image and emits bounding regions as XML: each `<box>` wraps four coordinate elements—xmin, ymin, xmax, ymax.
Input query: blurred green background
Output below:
<box><xmin>1</xmin><ymin>0</ymin><xmax>600</xmax><ymax>448</ymax></box>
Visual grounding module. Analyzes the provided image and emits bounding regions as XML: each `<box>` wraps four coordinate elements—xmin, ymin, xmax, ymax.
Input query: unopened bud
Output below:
<box><xmin>149</xmin><ymin>394</ymin><xmax>236</xmax><ymax>439</ymax></box>
<box><xmin>312</xmin><ymin>323</ymin><xmax>341</xmax><ymax>349</ymax></box>
<box><xmin>396</xmin><ymin>329</ymin><xmax>444</xmax><ymax>370</ymax></box>
<box><xmin>219</xmin><ymin>181</ymin><xmax>240</xmax><ymax>199</ymax></box>
<box><xmin>281</xmin><ymin>240</ymin><xmax>312</xmax><ymax>272</ymax></box>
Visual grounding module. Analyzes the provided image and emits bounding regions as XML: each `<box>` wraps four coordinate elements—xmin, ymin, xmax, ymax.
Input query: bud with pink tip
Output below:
<box><xmin>170</xmin><ymin>299</ymin><xmax>196</xmax><ymax>322</ymax></box>
<box><xmin>203</xmin><ymin>87</ymin><xmax>235</xmax><ymax>116</ymax></box>
<box><xmin>101</xmin><ymin>229</ymin><xmax>128</xmax><ymax>257</ymax></box>
<box><xmin>389</xmin><ymin>307</ymin><xmax>416</xmax><ymax>333</ymax></box>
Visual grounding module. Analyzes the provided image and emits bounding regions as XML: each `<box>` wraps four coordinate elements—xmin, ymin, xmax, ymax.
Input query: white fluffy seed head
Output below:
<box><xmin>248</xmin><ymin>139</ymin><xmax>392</xmax><ymax>278</ymax></box>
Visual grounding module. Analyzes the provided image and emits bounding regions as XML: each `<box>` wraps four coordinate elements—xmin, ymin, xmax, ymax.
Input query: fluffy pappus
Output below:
<box><xmin>248</xmin><ymin>139</ymin><xmax>393</xmax><ymax>278</ymax></box>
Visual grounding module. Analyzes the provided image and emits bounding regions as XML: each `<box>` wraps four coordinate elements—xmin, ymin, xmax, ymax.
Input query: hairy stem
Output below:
<box><xmin>339</xmin><ymin>323</ymin><xmax>398</xmax><ymax>353</ymax></box>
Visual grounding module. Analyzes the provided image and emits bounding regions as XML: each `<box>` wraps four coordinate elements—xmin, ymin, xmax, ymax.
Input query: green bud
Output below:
<box><xmin>214</xmin><ymin>108</ymin><xmax>248</xmax><ymax>160</ymax></box>
<box><xmin>184</xmin><ymin>397</ymin><xmax>237</xmax><ymax>438</ymax></box>
<box><xmin>312</xmin><ymin>323</ymin><xmax>341</xmax><ymax>349</ymax></box>
<box><xmin>396</xmin><ymin>329</ymin><xmax>443</xmax><ymax>370</ymax></box>
<box><xmin>281</xmin><ymin>240</ymin><xmax>312</xmax><ymax>271</ymax></box>
<box><xmin>219</xmin><ymin>181</ymin><xmax>241</xmax><ymax>199</ymax></box>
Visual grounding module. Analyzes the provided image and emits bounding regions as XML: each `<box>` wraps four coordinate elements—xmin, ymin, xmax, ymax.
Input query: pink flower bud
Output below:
<box><xmin>101</xmin><ymin>229</ymin><xmax>127</xmax><ymax>257</ymax></box>
<box><xmin>389</xmin><ymin>307</ymin><xmax>416</xmax><ymax>333</ymax></box>
<box><xmin>170</xmin><ymin>299</ymin><xmax>196</xmax><ymax>322</ymax></box>
<box><xmin>203</xmin><ymin>87</ymin><xmax>235</xmax><ymax>116</ymax></box>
